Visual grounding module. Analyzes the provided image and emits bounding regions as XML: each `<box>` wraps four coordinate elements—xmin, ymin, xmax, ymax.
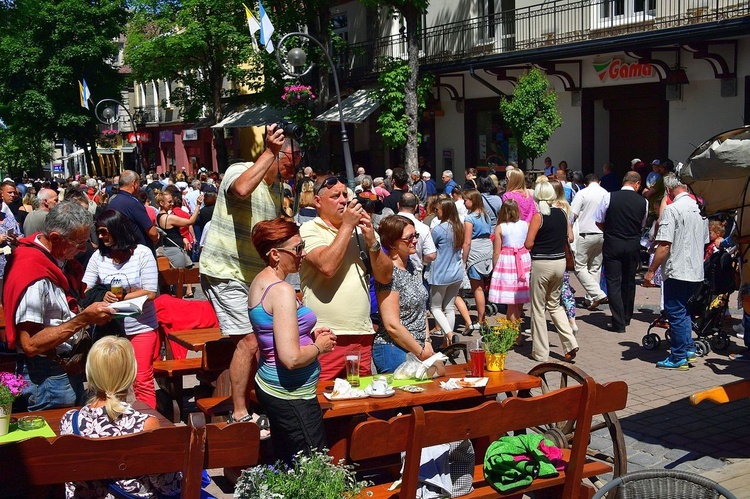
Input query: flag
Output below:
<box><xmin>258</xmin><ymin>0</ymin><xmax>275</xmax><ymax>54</ymax></box>
<box><xmin>243</xmin><ymin>3</ymin><xmax>260</xmax><ymax>52</ymax></box>
<box><xmin>0</xmin><ymin>118</ymin><xmax>6</xmax><ymax>130</ymax></box>
<box><xmin>79</xmin><ymin>79</ymin><xmax>91</xmax><ymax>109</ymax></box>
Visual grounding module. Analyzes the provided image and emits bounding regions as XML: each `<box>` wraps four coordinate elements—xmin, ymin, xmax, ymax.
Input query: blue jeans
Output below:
<box><xmin>372</xmin><ymin>343</ymin><xmax>409</xmax><ymax>374</ymax></box>
<box><xmin>20</xmin><ymin>355</ymin><xmax>84</xmax><ymax>412</ymax></box>
<box><xmin>663</xmin><ymin>279</ymin><xmax>700</xmax><ymax>361</ymax></box>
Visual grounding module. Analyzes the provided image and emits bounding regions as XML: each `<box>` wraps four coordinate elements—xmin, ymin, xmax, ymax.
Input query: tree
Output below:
<box><xmin>374</xmin><ymin>58</ymin><xmax>433</xmax><ymax>155</ymax></box>
<box><xmin>362</xmin><ymin>0</ymin><xmax>429</xmax><ymax>177</ymax></box>
<box><xmin>499</xmin><ymin>68</ymin><xmax>562</xmax><ymax>168</ymax></box>
<box><xmin>0</xmin><ymin>0</ymin><xmax>128</xmax><ymax>176</ymax></box>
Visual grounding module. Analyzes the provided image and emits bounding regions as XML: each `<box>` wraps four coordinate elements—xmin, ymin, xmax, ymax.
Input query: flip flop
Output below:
<box><xmin>729</xmin><ymin>351</ymin><xmax>750</xmax><ymax>361</ymax></box>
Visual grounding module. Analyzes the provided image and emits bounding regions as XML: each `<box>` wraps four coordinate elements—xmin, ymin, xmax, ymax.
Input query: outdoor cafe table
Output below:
<box><xmin>8</xmin><ymin>401</ymin><xmax>171</xmax><ymax>436</ymax></box>
<box><xmin>167</xmin><ymin>328</ymin><xmax>223</xmax><ymax>353</ymax></box>
<box><xmin>318</xmin><ymin>363</ymin><xmax>542</xmax><ymax>461</ymax></box>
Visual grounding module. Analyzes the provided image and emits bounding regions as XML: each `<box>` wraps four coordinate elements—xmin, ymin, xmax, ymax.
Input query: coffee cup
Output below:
<box><xmin>371</xmin><ymin>376</ymin><xmax>388</xmax><ymax>395</ymax></box>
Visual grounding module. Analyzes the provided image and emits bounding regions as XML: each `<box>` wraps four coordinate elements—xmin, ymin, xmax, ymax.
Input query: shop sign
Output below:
<box><xmin>183</xmin><ymin>129</ymin><xmax>198</xmax><ymax>141</ymax></box>
<box><xmin>159</xmin><ymin>130</ymin><xmax>175</xmax><ymax>143</ymax></box>
<box><xmin>127</xmin><ymin>132</ymin><xmax>151</xmax><ymax>144</ymax></box>
<box><xmin>595</xmin><ymin>59</ymin><xmax>653</xmax><ymax>82</ymax></box>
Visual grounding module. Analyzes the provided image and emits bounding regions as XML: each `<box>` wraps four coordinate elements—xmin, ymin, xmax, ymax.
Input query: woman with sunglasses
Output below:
<box><xmin>82</xmin><ymin>210</ymin><xmax>160</xmax><ymax>408</ymax></box>
<box><xmin>248</xmin><ymin>217</ymin><xmax>336</xmax><ymax>464</ymax></box>
<box><xmin>373</xmin><ymin>215</ymin><xmax>432</xmax><ymax>373</ymax></box>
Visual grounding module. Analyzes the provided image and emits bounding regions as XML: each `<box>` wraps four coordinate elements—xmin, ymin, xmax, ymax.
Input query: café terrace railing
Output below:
<box><xmin>336</xmin><ymin>0</ymin><xmax>749</xmax><ymax>81</ymax></box>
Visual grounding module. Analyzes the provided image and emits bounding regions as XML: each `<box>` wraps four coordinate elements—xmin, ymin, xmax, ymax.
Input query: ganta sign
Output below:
<box><xmin>595</xmin><ymin>59</ymin><xmax>653</xmax><ymax>82</ymax></box>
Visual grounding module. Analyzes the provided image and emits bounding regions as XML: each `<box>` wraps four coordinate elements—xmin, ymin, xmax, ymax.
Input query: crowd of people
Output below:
<box><xmin>2</xmin><ymin>122</ymin><xmax>733</xmax><ymax>495</ymax></box>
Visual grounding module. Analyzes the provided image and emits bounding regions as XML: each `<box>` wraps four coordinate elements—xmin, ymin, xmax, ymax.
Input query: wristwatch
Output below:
<box><xmin>368</xmin><ymin>241</ymin><xmax>382</xmax><ymax>252</ymax></box>
<box><xmin>424</xmin><ymin>337</ymin><xmax>432</xmax><ymax>343</ymax></box>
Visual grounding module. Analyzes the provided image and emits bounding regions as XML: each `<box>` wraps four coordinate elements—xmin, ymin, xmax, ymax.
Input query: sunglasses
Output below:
<box><xmin>400</xmin><ymin>233</ymin><xmax>418</xmax><ymax>243</ymax></box>
<box><xmin>268</xmin><ymin>241</ymin><xmax>305</xmax><ymax>257</ymax></box>
<box><xmin>315</xmin><ymin>176</ymin><xmax>347</xmax><ymax>196</ymax></box>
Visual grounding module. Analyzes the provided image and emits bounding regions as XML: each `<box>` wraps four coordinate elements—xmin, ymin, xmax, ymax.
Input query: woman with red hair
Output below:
<box><xmin>248</xmin><ymin>217</ymin><xmax>337</xmax><ymax>464</ymax></box>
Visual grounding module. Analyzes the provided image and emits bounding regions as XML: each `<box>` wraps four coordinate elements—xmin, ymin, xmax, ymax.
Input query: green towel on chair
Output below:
<box><xmin>483</xmin><ymin>434</ymin><xmax>560</xmax><ymax>492</ymax></box>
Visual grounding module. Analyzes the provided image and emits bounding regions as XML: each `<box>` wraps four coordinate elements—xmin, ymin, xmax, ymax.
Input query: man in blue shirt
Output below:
<box><xmin>441</xmin><ymin>170</ymin><xmax>458</xmax><ymax>195</ymax></box>
<box><xmin>107</xmin><ymin>170</ymin><xmax>159</xmax><ymax>252</ymax></box>
<box><xmin>543</xmin><ymin>157</ymin><xmax>556</xmax><ymax>176</ymax></box>
<box><xmin>423</xmin><ymin>172</ymin><xmax>438</xmax><ymax>196</ymax></box>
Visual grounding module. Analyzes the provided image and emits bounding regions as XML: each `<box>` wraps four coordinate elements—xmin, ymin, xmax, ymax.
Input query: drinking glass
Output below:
<box><xmin>345</xmin><ymin>345</ymin><xmax>361</xmax><ymax>387</ymax></box>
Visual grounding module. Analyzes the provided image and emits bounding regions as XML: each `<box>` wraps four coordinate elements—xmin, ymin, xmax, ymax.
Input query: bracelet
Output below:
<box><xmin>313</xmin><ymin>344</ymin><xmax>321</xmax><ymax>356</ymax></box>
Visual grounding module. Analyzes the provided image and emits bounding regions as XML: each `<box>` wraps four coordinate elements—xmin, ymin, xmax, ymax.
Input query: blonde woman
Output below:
<box><xmin>296</xmin><ymin>179</ymin><xmax>317</xmax><ymax>225</ymax></box>
<box><xmin>549</xmin><ymin>179</ymin><xmax>578</xmax><ymax>332</ymax></box>
<box><xmin>462</xmin><ymin>189</ymin><xmax>493</xmax><ymax>326</ymax></box>
<box><xmin>60</xmin><ymin>337</ymin><xmax>181</xmax><ymax>498</ymax></box>
<box><xmin>524</xmin><ymin>182</ymin><xmax>579</xmax><ymax>362</ymax></box>
<box><xmin>502</xmin><ymin>168</ymin><xmax>538</xmax><ymax>223</ymax></box>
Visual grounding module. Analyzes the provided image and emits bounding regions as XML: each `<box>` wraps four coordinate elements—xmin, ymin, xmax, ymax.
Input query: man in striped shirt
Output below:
<box><xmin>199</xmin><ymin>124</ymin><xmax>300</xmax><ymax>425</ymax></box>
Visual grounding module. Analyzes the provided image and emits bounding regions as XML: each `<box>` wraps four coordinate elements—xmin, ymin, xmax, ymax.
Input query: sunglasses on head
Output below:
<box><xmin>315</xmin><ymin>176</ymin><xmax>347</xmax><ymax>195</ymax></box>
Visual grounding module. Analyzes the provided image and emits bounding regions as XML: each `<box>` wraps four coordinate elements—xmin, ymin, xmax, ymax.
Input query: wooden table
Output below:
<box><xmin>167</xmin><ymin>328</ymin><xmax>223</xmax><ymax>352</ymax></box>
<box><xmin>319</xmin><ymin>363</ymin><xmax>542</xmax><ymax>461</ymax></box>
<box><xmin>11</xmin><ymin>401</ymin><xmax>171</xmax><ymax>435</ymax></box>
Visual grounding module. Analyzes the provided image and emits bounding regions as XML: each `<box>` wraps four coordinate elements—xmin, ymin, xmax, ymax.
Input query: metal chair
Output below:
<box><xmin>593</xmin><ymin>469</ymin><xmax>736</xmax><ymax>499</ymax></box>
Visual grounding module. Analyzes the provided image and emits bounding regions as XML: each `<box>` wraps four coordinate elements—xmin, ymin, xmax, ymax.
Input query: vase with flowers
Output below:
<box><xmin>480</xmin><ymin>318</ymin><xmax>521</xmax><ymax>371</ymax></box>
<box><xmin>234</xmin><ymin>449</ymin><xmax>370</xmax><ymax>499</ymax></box>
<box><xmin>281</xmin><ymin>85</ymin><xmax>315</xmax><ymax>107</ymax></box>
<box><xmin>0</xmin><ymin>372</ymin><xmax>27</xmax><ymax>436</ymax></box>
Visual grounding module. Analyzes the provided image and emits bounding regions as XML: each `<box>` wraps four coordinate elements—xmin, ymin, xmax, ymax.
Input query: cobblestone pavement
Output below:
<box><xmin>200</xmin><ymin>272</ymin><xmax>750</xmax><ymax>496</ymax></box>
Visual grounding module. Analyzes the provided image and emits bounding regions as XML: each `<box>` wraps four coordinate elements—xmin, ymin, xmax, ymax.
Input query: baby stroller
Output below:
<box><xmin>642</xmin><ymin>248</ymin><xmax>738</xmax><ymax>355</ymax></box>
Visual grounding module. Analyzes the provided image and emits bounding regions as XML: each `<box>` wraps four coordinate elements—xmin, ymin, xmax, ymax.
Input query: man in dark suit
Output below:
<box><xmin>594</xmin><ymin>171</ymin><xmax>648</xmax><ymax>332</ymax></box>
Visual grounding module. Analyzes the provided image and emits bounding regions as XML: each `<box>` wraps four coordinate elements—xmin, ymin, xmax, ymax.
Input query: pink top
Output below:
<box><xmin>502</xmin><ymin>190</ymin><xmax>538</xmax><ymax>223</ymax></box>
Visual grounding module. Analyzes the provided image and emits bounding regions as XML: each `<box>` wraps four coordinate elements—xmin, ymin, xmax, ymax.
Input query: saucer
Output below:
<box><xmin>365</xmin><ymin>386</ymin><xmax>395</xmax><ymax>398</ymax></box>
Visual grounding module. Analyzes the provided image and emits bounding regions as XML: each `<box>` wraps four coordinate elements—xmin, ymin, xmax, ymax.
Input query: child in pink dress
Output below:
<box><xmin>489</xmin><ymin>199</ymin><xmax>532</xmax><ymax>322</ymax></box>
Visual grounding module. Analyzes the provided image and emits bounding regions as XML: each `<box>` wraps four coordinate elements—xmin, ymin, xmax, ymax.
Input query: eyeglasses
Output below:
<box><xmin>96</xmin><ymin>227</ymin><xmax>108</xmax><ymax>236</ymax></box>
<box><xmin>268</xmin><ymin>241</ymin><xmax>305</xmax><ymax>257</ymax></box>
<box><xmin>315</xmin><ymin>176</ymin><xmax>347</xmax><ymax>196</ymax></box>
<box><xmin>281</xmin><ymin>150</ymin><xmax>305</xmax><ymax>162</ymax></box>
<box><xmin>399</xmin><ymin>233</ymin><xmax>418</xmax><ymax>243</ymax></box>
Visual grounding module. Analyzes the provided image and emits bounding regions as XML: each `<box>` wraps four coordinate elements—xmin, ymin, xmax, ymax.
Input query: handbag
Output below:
<box><xmin>48</xmin><ymin>328</ymin><xmax>92</xmax><ymax>375</ymax></box>
<box><xmin>564</xmin><ymin>241</ymin><xmax>575</xmax><ymax>272</ymax></box>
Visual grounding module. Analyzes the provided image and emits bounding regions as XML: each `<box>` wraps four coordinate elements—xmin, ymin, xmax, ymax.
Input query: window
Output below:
<box><xmin>595</xmin><ymin>0</ymin><xmax>655</xmax><ymax>27</ymax></box>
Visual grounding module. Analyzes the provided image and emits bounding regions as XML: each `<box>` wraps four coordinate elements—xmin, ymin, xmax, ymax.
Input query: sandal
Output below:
<box><xmin>229</xmin><ymin>412</ymin><xmax>271</xmax><ymax>440</ymax></box>
<box><xmin>464</xmin><ymin>323</ymin><xmax>481</xmax><ymax>336</ymax></box>
<box><xmin>183</xmin><ymin>293</ymin><xmax>194</xmax><ymax>299</ymax></box>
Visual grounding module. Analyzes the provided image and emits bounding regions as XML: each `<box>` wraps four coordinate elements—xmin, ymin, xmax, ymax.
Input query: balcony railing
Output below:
<box><xmin>337</xmin><ymin>0</ymin><xmax>749</xmax><ymax>80</ymax></box>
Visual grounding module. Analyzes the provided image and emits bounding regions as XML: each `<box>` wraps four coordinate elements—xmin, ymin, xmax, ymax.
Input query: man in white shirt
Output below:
<box><xmin>397</xmin><ymin>193</ymin><xmax>436</xmax><ymax>278</ymax></box>
<box><xmin>184</xmin><ymin>179</ymin><xmax>202</xmax><ymax>214</ymax></box>
<box><xmin>570</xmin><ymin>174</ymin><xmax>609</xmax><ymax>308</ymax></box>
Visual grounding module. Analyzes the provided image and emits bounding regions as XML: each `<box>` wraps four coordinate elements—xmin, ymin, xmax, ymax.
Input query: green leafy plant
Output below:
<box><xmin>234</xmin><ymin>449</ymin><xmax>371</xmax><ymax>499</ymax></box>
<box><xmin>481</xmin><ymin>318</ymin><xmax>521</xmax><ymax>355</ymax></box>
<box><xmin>499</xmin><ymin>68</ymin><xmax>562</xmax><ymax>168</ymax></box>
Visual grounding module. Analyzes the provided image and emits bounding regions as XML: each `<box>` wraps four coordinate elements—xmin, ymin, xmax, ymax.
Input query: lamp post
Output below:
<box><xmin>94</xmin><ymin>99</ymin><xmax>143</xmax><ymax>175</ymax></box>
<box><xmin>275</xmin><ymin>32</ymin><xmax>354</xmax><ymax>188</ymax></box>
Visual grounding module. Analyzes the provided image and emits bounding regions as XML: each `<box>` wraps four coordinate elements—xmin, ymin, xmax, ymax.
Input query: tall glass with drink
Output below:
<box><xmin>469</xmin><ymin>339</ymin><xmax>485</xmax><ymax>377</ymax></box>
<box><xmin>110</xmin><ymin>277</ymin><xmax>125</xmax><ymax>302</ymax></box>
<box><xmin>345</xmin><ymin>345</ymin><xmax>361</xmax><ymax>387</ymax></box>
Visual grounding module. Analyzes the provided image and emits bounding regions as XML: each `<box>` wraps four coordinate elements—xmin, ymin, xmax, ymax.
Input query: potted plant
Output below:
<box><xmin>234</xmin><ymin>449</ymin><xmax>370</xmax><ymax>499</ymax></box>
<box><xmin>281</xmin><ymin>85</ymin><xmax>315</xmax><ymax>106</ymax></box>
<box><xmin>481</xmin><ymin>318</ymin><xmax>521</xmax><ymax>371</ymax></box>
<box><xmin>0</xmin><ymin>372</ymin><xmax>27</xmax><ymax>436</ymax></box>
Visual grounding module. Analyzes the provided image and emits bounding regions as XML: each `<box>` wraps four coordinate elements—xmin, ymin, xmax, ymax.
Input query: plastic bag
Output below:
<box><xmin>393</xmin><ymin>353</ymin><xmax>423</xmax><ymax>380</ymax></box>
<box><xmin>393</xmin><ymin>352</ymin><xmax>448</xmax><ymax>380</ymax></box>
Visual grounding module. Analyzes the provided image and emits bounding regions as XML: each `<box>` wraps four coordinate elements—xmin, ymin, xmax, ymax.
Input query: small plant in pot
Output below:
<box><xmin>481</xmin><ymin>318</ymin><xmax>521</xmax><ymax>371</ymax></box>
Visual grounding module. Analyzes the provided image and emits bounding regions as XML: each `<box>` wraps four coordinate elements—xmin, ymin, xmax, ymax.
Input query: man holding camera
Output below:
<box><xmin>200</xmin><ymin>123</ymin><xmax>300</xmax><ymax>425</ymax></box>
<box><xmin>299</xmin><ymin>175</ymin><xmax>391</xmax><ymax>380</ymax></box>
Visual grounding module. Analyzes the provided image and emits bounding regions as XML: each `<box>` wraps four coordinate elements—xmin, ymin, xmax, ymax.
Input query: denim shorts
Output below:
<box><xmin>372</xmin><ymin>342</ymin><xmax>409</xmax><ymax>374</ymax></box>
<box><xmin>20</xmin><ymin>355</ymin><xmax>84</xmax><ymax>412</ymax></box>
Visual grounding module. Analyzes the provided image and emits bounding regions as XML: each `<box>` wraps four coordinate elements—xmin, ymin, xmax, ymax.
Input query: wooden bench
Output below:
<box><xmin>0</xmin><ymin>412</ymin><xmax>260</xmax><ymax>499</ymax></box>
<box><xmin>155</xmin><ymin>338</ymin><xmax>235</xmax><ymax>423</ymax></box>
<box><xmin>350</xmin><ymin>378</ymin><xmax>628</xmax><ymax>498</ymax></box>
<box><xmin>159</xmin><ymin>266</ymin><xmax>201</xmax><ymax>299</ymax></box>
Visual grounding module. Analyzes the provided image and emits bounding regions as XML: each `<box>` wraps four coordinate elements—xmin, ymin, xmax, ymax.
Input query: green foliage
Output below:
<box><xmin>234</xmin><ymin>449</ymin><xmax>370</xmax><ymax>499</ymax></box>
<box><xmin>0</xmin><ymin>128</ymin><xmax>54</xmax><ymax>178</ymax></box>
<box><xmin>499</xmin><ymin>68</ymin><xmax>562</xmax><ymax>165</ymax></box>
<box><xmin>374</xmin><ymin>58</ymin><xmax>433</xmax><ymax>149</ymax></box>
<box><xmin>0</xmin><ymin>0</ymin><xmax>127</xmax><ymax>163</ymax></box>
<box><xmin>481</xmin><ymin>318</ymin><xmax>521</xmax><ymax>354</ymax></box>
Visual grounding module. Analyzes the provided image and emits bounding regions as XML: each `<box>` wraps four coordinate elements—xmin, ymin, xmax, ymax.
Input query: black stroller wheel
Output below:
<box><xmin>642</xmin><ymin>333</ymin><xmax>660</xmax><ymax>350</ymax></box>
<box><xmin>711</xmin><ymin>334</ymin><xmax>731</xmax><ymax>351</ymax></box>
<box><xmin>694</xmin><ymin>340</ymin><xmax>709</xmax><ymax>357</ymax></box>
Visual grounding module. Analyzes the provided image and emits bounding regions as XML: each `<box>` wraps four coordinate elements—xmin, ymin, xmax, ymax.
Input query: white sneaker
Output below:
<box><xmin>733</xmin><ymin>324</ymin><xmax>744</xmax><ymax>338</ymax></box>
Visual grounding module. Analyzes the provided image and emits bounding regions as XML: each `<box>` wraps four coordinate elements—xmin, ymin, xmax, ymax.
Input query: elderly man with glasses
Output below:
<box><xmin>3</xmin><ymin>201</ymin><xmax>115</xmax><ymax>411</ymax></box>
<box><xmin>299</xmin><ymin>175</ymin><xmax>391</xmax><ymax>380</ymax></box>
<box><xmin>199</xmin><ymin>124</ymin><xmax>300</xmax><ymax>429</ymax></box>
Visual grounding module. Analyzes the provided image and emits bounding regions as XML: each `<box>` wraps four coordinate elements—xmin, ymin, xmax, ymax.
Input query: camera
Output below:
<box><xmin>276</xmin><ymin>120</ymin><xmax>304</xmax><ymax>139</ymax></box>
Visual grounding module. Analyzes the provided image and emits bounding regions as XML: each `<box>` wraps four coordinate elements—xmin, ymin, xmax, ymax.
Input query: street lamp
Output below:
<box><xmin>275</xmin><ymin>32</ymin><xmax>354</xmax><ymax>188</ymax></box>
<box><xmin>94</xmin><ymin>99</ymin><xmax>143</xmax><ymax>175</ymax></box>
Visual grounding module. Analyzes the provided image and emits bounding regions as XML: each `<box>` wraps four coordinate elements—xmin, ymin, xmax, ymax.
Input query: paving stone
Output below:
<box><xmin>629</xmin><ymin>451</ymin><xmax>663</xmax><ymax>467</ymax></box>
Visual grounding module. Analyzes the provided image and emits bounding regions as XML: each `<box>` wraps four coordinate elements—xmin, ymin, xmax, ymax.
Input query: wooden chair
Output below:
<box><xmin>158</xmin><ymin>267</ymin><xmax>201</xmax><ymax>299</ymax></box>
<box><xmin>0</xmin><ymin>412</ymin><xmax>207</xmax><ymax>499</ymax></box>
<box><xmin>350</xmin><ymin>378</ymin><xmax>629</xmax><ymax>498</ymax></box>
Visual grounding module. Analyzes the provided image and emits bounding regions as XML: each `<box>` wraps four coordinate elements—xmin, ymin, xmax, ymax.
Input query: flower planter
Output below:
<box><xmin>0</xmin><ymin>401</ymin><xmax>11</xmax><ymax>436</ymax></box>
<box><xmin>485</xmin><ymin>352</ymin><xmax>506</xmax><ymax>371</ymax></box>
